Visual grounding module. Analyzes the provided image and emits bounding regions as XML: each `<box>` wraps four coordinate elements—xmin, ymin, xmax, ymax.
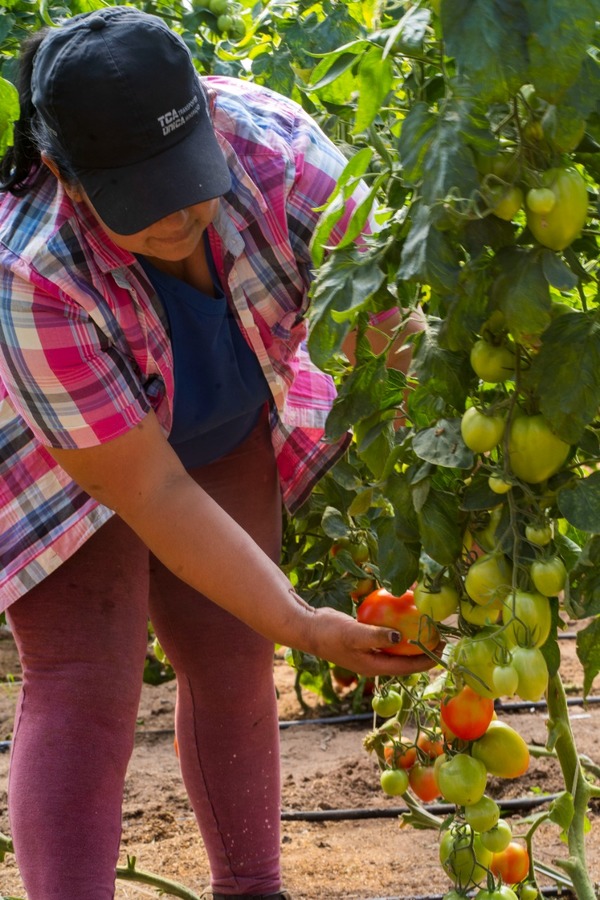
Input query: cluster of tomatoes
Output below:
<box><xmin>192</xmin><ymin>0</ymin><xmax>247</xmax><ymax>39</ymax></box>
<box><xmin>367</xmin><ymin>666</ymin><xmax>535</xmax><ymax>898</ymax></box>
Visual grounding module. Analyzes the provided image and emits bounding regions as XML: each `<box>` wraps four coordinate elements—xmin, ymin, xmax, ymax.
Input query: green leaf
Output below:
<box><xmin>354</xmin><ymin>46</ymin><xmax>393</xmax><ymax>134</ymax></box>
<box><xmin>548</xmin><ymin>791</ymin><xmax>575</xmax><ymax>832</ymax></box>
<box><xmin>416</xmin><ymin>488</ymin><xmax>464</xmax><ymax>566</ymax></box>
<box><xmin>397</xmin><ymin>102</ymin><xmax>438</xmax><ymax>185</ymax></box>
<box><xmin>385</xmin><ymin>470</ymin><xmax>421</xmax><ymax>543</ymax></box>
<box><xmin>411</xmin><ymin>320</ymin><xmax>472</xmax><ymax>411</ymax></box>
<box><xmin>398</xmin><ymin>203</ymin><xmax>460</xmax><ymax>294</ymax></box>
<box><xmin>576</xmin><ymin>617</ymin><xmax>600</xmax><ymax>697</ymax></box>
<box><xmin>569</xmin><ymin>535</ymin><xmax>600</xmax><ymax>616</ymax></box>
<box><xmin>0</xmin><ymin>76</ymin><xmax>19</xmax><ymax>157</ymax></box>
<box><xmin>557</xmin><ymin>471</ymin><xmax>600</xmax><ymax>534</ymax></box>
<box><xmin>442</xmin><ymin>0</ymin><xmax>529</xmax><ymax>102</ymax></box>
<box><xmin>321</xmin><ymin>506</ymin><xmax>350</xmax><ymax>540</ymax></box>
<box><xmin>529</xmin><ymin>312</ymin><xmax>600</xmax><ymax>443</ymax></box>
<box><xmin>325</xmin><ymin>355</ymin><xmax>389</xmax><ymax>441</ymax></box>
<box><xmin>489</xmin><ymin>247</ymin><xmax>551</xmax><ymax>344</ymax></box>
<box><xmin>375</xmin><ymin>517</ymin><xmax>420</xmax><ymax>594</ymax></box>
<box><xmin>412</xmin><ymin>418</ymin><xmax>474</xmax><ymax>469</ymax></box>
<box><xmin>523</xmin><ymin>0</ymin><xmax>597</xmax><ymax>103</ymax></box>
<box><xmin>380</xmin><ymin>5</ymin><xmax>430</xmax><ymax>57</ymax></box>
<box><xmin>541</xmin><ymin>250</ymin><xmax>579</xmax><ymax>291</ymax></box>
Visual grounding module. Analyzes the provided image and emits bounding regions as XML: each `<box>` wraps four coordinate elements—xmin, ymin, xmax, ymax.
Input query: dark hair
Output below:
<box><xmin>0</xmin><ymin>27</ymin><xmax>78</xmax><ymax>195</ymax></box>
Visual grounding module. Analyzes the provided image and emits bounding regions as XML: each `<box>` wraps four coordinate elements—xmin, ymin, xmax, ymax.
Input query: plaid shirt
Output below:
<box><xmin>0</xmin><ymin>76</ymin><xmax>363</xmax><ymax>609</ymax></box>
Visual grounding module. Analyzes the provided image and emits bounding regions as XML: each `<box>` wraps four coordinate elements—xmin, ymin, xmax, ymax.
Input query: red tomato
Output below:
<box><xmin>490</xmin><ymin>841</ymin><xmax>530</xmax><ymax>884</ymax></box>
<box><xmin>440</xmin><ymin>685</ymin><xmax>495</xmax><ymax>741</ymax></box>
<box><xmin>356</xmin><ymin>588</ymin><xmax>440</xmax><ymax>656</ymax></box>
<box><xmin>408</xmin><ymin>763</ymin><xmax>441</xmax><ymax>802</ymax></box>
<box><xmin>384</xmin><ymin>740</ymin><xmax>418</xmax><ymax>770</ymax></box>
<box><xmin>416</xmin><ymin>730</ymin><xmax>445</xmax><ymax>759</ymax></box>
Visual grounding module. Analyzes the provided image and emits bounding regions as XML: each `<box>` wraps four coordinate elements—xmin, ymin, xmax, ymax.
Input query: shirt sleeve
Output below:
<box><xmin>0</xmin><ymin>271</ymin><xmax>152</xmax><ymax>450</ymax></box>
<box><xmin>286</xmin><ymin>107</ymin><xmax>374</xmax><ymax>274</ymax></box>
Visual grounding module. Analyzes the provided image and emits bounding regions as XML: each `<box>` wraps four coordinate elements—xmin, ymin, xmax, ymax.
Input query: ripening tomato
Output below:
<box><xmin>356</xmin><ymin>588</ymin><xmax>440</xmax><ymax>656</ymax></box>
<box><xmin>525</xmin><ymin>186</ymin><xmax>556</xmax><ymax>214</ymax></box>
<box><xmin>384</xmin><ymin>739</ymin><xmax>417</xmax><ymax>770</ymax></box>
<box><xmin>464</xmin><ymin>795</ymin><xmax>500</xmax><ymax>833</ymax></box>
<box><xmin>530</xmin><ymin>557</ymin><xmax>566</xmax><ymax>596</ymax></box>
<box><xmin>461</xmin><ymin>407</ymin><xmax>506</xmax><ymax>454</ymax></box>
<box><xmin>416</xmin><ymin>730</ymin><xmax>445</xmax><ymax>759</ymax></box>
<box><xmin>436</xmin><ymin>753</ymin><xmax>488</xmax><ymax>806</ymax></box>
<box><xmin>507</xmin><ymin>414</ymin><xmax>570</xmax><ymax>484</ymax></box>
<box><xmin>489</xmin><ymin>184</ymin><xmax>524</xmax><ymax>221</ymax></box>
<box><xmin>503</xmin><ymin>590</ymin><xmax>552</xmax><ymax>649</ymax></box>
<box><xmin>470</xmin><ymin>339</ymin><xmax>515</xmax><ymax>383</ymax></box>
<box><xmin>440</xmin><ymin>685</ymin><xmax>495</xmax><ymax>741</ymax></box>
<box><xmin>380</xmin><ymin>767</ymin><xmax>409</xmax><ymax>796</ymax></box>
<box><xmin>492</xmin><ymin>664</ymin><xmax>519</xmax><ymax>698</ymax></box>
<box><xmin>510</xmin><ymin>645</ymin><xmax>549</xmax><ymax>701</ymax></box>
<box><xmin>414</xmin><ymin>580</ymin><xmax>460</xmax><ymax>621</ymax></box>
<box><xmin>409</xmin><ymin>763</ymin><xmax>441</xmax><ymax>802</ymax></box>
<box><xmin>331</xmin><ymin>665</ymin><xmax>358</xmax><ymax>688</ymax></box>
<box><xmin>471</xmin><ymin>720</ymin><xmax>530</xmax><ymax>778</ymax></box>
<box><xmin>465</xmin><ymin>553</ymin><xmax>512</xmax><ymax>609</ymax></box>
<box><xmin>439</xmin><ymin>825</ymin><xmax>493</xmax><ymax>887</ymax></box>
<box><xmin>490</xmin><ymin>841</ymin><xmax>530</xmax><ymax>884</ymax></box>
<box><xmin>460</xmin><ymin>596</ymin><xmax>501</xmax><ymax>627</ymax></box>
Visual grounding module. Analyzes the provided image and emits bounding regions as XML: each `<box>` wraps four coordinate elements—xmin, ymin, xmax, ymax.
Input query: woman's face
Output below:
<box><xmin>42</xmin><ymin>154</ymin><xmax>219</xmax><ymax>261</ymax></box>
<box><xmin>89</xmin><ymin>199</ymin><xmax>220</xmax><ymax>261</ymax></box>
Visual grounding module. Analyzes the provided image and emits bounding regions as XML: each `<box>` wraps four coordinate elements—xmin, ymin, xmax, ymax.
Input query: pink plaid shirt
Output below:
<box><xmin>0</xmin><ymin>76</ymin><xmax>365</xmax><ymax>608</ymax></box>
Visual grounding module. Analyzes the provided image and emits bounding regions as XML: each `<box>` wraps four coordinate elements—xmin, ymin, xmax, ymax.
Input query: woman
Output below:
<box><xmin>0</xmin><ymin>7</ymin><xmax>437</xmax><ymax>899</ymax></box>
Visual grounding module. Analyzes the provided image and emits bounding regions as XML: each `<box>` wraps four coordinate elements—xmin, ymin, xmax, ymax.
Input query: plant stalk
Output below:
<box><xmin>545</xmin><ymin>671</ymin><xmax>599</xmax><ymax>900</ymax></box>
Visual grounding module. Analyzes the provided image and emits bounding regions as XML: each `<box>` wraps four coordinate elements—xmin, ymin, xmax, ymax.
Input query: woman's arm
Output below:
<box><xmin>47</xmin><ymin>410</ymin><xmax>440</xmax><ymax>676</ymax></box>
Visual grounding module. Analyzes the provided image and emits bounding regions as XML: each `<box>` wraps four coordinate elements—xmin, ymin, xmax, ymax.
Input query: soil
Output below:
<box><xmin>1</xmin><ymin>622</ymin><xmax>600</xmax><ymax>900</ymax></box>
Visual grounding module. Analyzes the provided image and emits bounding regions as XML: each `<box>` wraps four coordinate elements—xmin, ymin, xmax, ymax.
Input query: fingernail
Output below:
<box><xmin>389</xmin><ymin>630</ymin><xmax>401</xmax><ymax>644</ymax></box>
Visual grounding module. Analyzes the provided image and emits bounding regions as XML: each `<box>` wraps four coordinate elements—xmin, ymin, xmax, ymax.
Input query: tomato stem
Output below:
<box><xmin>116</xmin><ymin>854</ymin><xmax>202</xmax><ymax>899</ymax></box>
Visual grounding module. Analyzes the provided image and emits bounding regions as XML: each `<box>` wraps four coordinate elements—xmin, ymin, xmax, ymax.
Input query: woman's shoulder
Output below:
<box><xmin>0</xmin><ymin>168</ymin><xmax>72</xmax><ymax>259</ymax></box>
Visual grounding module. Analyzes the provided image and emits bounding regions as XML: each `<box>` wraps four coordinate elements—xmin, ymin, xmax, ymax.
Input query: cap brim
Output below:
<box><xmin>76</xmin><ymin>114</ymin><xmax>232</xmax><ymax>235</ymax></box>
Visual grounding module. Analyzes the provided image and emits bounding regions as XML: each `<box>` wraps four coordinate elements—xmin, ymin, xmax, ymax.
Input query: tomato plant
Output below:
<box><xmin>356</xmin><ymin>588</ymin><xmax>440</xmax><ymax>655</ymax></box>
<box><xmin>439</xmin><ymin>825</ymin><xmax>493</xmax><ymax>888</ymax></box>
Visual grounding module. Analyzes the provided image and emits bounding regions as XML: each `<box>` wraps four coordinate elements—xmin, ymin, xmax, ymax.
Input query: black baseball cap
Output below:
<box><xmin>31</xmin><ymin>6</ymin><xmax>232</xmax><ymax>234</ymax></box>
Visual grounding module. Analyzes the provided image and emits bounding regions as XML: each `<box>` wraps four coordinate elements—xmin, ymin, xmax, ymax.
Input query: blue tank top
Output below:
<box><xmin>138</xmin><ymin>240</ymin><xmax>270</xmax><ymax>468</ymax></box>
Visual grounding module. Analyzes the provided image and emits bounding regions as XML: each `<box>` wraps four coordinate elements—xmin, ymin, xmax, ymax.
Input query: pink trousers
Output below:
<box><xmin>6</xmin><ymin>413</ymin><xmax>283</xmax><ymax>899</ymax></box>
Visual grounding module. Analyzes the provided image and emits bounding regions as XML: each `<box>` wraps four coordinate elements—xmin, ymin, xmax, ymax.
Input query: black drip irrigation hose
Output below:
<box><xmin>281</xmin><ymin>792</ymin><xmax>563</xmax><ymax>822</ymax></box>
<box><xmin>371</xmin><ymin>890</ymin><xmax>574</xmax><ymax>900</ymax></box>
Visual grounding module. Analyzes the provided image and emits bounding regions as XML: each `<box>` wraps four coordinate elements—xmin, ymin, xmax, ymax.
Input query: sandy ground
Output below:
<box><xmin>1</xmin><ymin>624</ymin><xmax>599</xmax><ymax>899</ymax></box>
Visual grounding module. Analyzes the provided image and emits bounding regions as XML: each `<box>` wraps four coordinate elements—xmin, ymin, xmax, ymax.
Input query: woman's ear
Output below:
<box><xmin>41</xmin><ymin>153</ymin><xmax>84</xmax><ymax>202</ymax></box>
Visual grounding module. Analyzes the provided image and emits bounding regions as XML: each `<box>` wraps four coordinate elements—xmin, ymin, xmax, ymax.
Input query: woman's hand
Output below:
<box><xmin>299</xmin><ymin>601</ymin><xmax>443</xmax><ymax>677</ymax></box>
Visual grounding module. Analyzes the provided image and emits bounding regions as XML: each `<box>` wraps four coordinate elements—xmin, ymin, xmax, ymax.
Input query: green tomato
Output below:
<box><xmin>464</xmin><ymin>795</ymin><xmax>500</xmax><ymax>833</ymax></box>
<box><xmin>208</xmin><ymin>0</ymin><xmax>229</xmax><ymax>12</ymax></box>
<box><xmin>380</xmin><ymin>767</ymin><xmax>409</xmax><ymax>796</ymax></box>
<box><xmin>474</xmin><ymin>886</ymin><xmax>518</xmax><ymax>900</ymax></box>
<box><xmin>465</xmin><ymin>553</ymin><xmax>512</xmax><ymax>608</ymax></box>
<box><xmin>503</xmin><ymin>590</ymin><xmax>552</xmax><ymax>649</ymax></box>
<box><xmin>489</xmin><ymin>473</ymin><xmax>512</xmax><ymax>494</ymax></box>
<box><xmin>520</xmin><ymin>885</ymin><xmax>541</xmax><ymax>900</ymax></box>
<box><xmin>440</xmin><ymin>825</ymin><xmax>493</xmax><ymax>888</ymax></box>
<box><xmin>525</xmin><ymin>187</ymin><xmax>556</xmax><ymax>215</ymax></box>
<box><xmin>436</xmin><ymin>754</ymin><xmax>488</xmax><ymax>807</ymax></box>
<box><xmin>461</xmin><ymin>407</ymin><xmax>506</xmax><ymax>454</ymax></box>
<box><xmin>511</xmin><ymin>646</ymin><xmax>549</xmax><ymax>702</ymax></box>
<box><xmin>479</xmin><ymin>818</ymin><xmax>513</xmax><ymax>853</ymax></box>
<box><xmin>525</xmin><ymin>522</ymin><xmax>553</xmax><ymax>547</ymax></box>
<box><xmin>460</xmin><ymin>597</ymin><xmax>501</xmax><ymax>627</ymax></box>
<box><xmin>454</xmin><ymin>627</ymin><xmax>507</xmax><ymax>699</ymax></box>
<box><xmin>507</xmin><ymin>414</ymin><xmax>570</xmax><ymax>484</ymax></box>
<box><xmin>489</xmin><ymin>184</ymin><xmax>524</xmax><ymax>221</ymax></box>
<box><xmin>414</xmin><ymin>581</ymin><xmax>460</xmax><ymax>621</ymax></box>
<box><xmin>470</xmin><ymin>340</ymin><xmax>515</xmax><ymax>383</ymax></box>
<box><xmin>372</xmin><ymin>689</ymin><xmax>403</xmax><ymax>718</ymax></box>
<box><xmin>217</xmin><ymin>12</ymin><xmax>234</xmax><ymax>31</ymax></box>
<box><xmin>471</xmin><ymin>720</ymin><xmax>530</xmax><ymax>779</ymax></box>
<box><xmin>530</xmin><ymin>557</ymin><xmax>567</xmax><ymax>596</ymax></box>
<box><xmin>229</xmin><ymin>16</ymin><xmax>247</xmax><ymax>38</ymax></box>
<box><xmin>526</xmin><ymin>166</ymin><xmax>588</xmax><ymax>251</ymax></box>
<box><xmin>493</xmin><ymin>664</ymin><xmax>519</xmax><ymax>697</ymax></box>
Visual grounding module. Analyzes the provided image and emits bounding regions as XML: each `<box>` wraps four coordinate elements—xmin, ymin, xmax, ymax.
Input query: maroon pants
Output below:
<box><xmin>6</xmin><ymin>414</ymin><xmax>283</xmax><ymax>899</ymax></box>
